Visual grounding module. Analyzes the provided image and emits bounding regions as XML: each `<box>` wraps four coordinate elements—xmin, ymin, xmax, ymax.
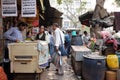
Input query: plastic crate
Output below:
<box><xmin>8</xmin><ymin>42</ymin><xmax>42</xmax><ymax>73</ymax></box>
<box><xmin>71</xmin><ymin>46</ymin><xmax>91</xmax><ymax>61</ymax></box>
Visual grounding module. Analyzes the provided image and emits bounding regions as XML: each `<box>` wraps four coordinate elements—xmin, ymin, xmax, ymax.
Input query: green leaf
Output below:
<box><xmin>115</xmin><ymin>0</ymin><xmax>120</xmax><ymax>6</ymax></box>
<box><xmin>57</xmin><ymin>0</ymin><xmax>62</xmax><ymax>4</ymax></box>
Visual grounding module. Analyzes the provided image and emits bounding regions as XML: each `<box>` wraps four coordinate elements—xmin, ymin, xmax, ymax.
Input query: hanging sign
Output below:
<box><xmin>1</xmin><ymin>0</ymin><xmax>17</xmax><ymax>16</ymax></box>
<box><xmin>22</xmin><ymin>0</ymin><xmax>36</xmax><ymax>17</ymax></box>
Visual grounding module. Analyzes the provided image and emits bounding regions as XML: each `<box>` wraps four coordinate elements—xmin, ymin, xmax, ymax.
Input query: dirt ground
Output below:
<box><xmin>40</xmin><ymin>56</ymin><xmax>81</xmax><ymax>80</ymax></box>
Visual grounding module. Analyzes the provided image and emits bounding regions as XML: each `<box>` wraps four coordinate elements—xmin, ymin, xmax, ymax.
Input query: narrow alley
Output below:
<box><xmin>40</xmin><ymin>57</ymin><xmax>81</xmax><ymax>80</ymax></box>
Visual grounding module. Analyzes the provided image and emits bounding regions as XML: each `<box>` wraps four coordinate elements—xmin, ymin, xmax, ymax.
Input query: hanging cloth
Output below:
<box><xmin>37</xmin><ymin>41</ymin><xmax>51</xmax><ymax>68</ymax></box>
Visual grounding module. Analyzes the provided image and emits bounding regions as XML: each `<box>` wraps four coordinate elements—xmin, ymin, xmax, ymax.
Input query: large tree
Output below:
<box><xmin>57</xmin><ymin>0</ymin><xmax>87</xmax><ymax>27</ymax></box>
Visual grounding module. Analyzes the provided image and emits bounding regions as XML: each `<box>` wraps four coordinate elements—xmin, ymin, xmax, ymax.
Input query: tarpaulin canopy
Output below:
<box><xmin>79</xmin><ymin>11</ymin><xmax>114</xmax><ymax>28</ymax></box>
<box><xmin>79</xmin><ymin>11</ymin><xmax>93</xmax><ymax>26</ymax></box>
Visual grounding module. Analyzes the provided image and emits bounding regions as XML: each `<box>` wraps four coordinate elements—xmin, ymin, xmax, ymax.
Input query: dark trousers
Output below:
<box><xmin>4</xmin><ymin>47</ymin><xmax>14</xmax><ymax>80</ymax></box>
<box><xmin>4</xmin><ymin>47</ymin><xmax>9</xmax><ymax>59</ymax></box>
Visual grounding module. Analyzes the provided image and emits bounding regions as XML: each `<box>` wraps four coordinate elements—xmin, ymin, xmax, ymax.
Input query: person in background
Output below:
<box><xmin>52</xmin><ymin>23</ymin><xmax>65</xmax><ymax>51</ymax></box>
<box><xmin>71</xmin><ymin>30</ymin><xmax>83</xmax><ymax>46</ymax></box>
<box><xmin>76</xmin><ymin>31</ymin><xmax>83</xmax><ymax>45</ymax></box>
<box><xmin>4</xmin><ymin>21</ymin><xmax>10</xmax><ymax>32</ymax></box>
<box><xmin>35</xmin><ymin>25</ymin><xmax>50</xmax><ymax>69</ymax></box>
<box><xmin>4</xmin><ymin>22</ymin><xmax>27</xmax><ymax>80</ymax></box>
<box><xmin>87</xmin><ymin>33</ymin><xmax>97</xmax><ymax>52</ymax></box>
<box><xmin>52</xmin><ymin>23</ymin><xmax>65</xmax><ymax>75</ymax></box>
<box><xmin>26</xmin><ymin>31</ymin><xmax>33</xmax><ymax>41</ymax></box>
<box><xmin>82</xmin><ymin>31</ymin><xmax>90</xmax><ymax>46</ymax></box>
<box><xmin>48</xmin><ymin>31</ymin><xmax>55</xmax><ymax>56</ymax></box>
<box><xmin>65</xmin><ymin>30</ymin><xmax>71</xmax><ymax>56</ymax></box>
<box><xmin>35</xmin><ymin>26</ymin><xmax>50</xmax><ymax>43</ymax></box>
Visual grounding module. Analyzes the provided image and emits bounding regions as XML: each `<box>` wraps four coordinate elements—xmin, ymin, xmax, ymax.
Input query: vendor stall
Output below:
<box><xmin>0</xmin><ymin>0</ymin><xmax>62</xmax><ymax>79</ymax></box>
<box><xmin>8</xmin><ymin>42</ymin><xmax>43</xmax><ymax>80</ymax></box>
<box><xmin>8</xmin><ymin>42</ymin><xmax>42</xmax><ymax>73</ymax></box>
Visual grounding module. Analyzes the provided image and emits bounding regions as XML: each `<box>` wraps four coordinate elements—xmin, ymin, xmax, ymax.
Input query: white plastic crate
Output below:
<box><xmin>71</xmin><ymin>46</ymin><xmax>91</xmax><ymax>61</ymax></box>
<box><xmin>8</xmin><ymin>42</ymin><xmax>42</xmax><ymax>73</ymax></box>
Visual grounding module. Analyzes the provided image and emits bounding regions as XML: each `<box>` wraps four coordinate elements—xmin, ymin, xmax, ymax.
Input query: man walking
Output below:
<box><xmin>52</xmin><ymin>23</ymin><xmax>65</xmax><ymax>75</ymax></box>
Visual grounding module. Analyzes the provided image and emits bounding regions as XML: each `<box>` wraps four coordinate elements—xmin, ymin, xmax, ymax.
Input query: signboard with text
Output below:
<box><xmin>22</xmin><ymin>0</ymin><xmax>36</xmax><ymax>17</ymax></box>
<box><xmin>1</xmin><ymin>0</ymin><xmax>17</xmax><ymax>16</ymax></box>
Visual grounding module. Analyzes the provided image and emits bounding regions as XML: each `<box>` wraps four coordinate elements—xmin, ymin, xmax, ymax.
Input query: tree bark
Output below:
<box><xmin>91</xmin><ymin>0</ymin><xmax>105</xmax><ymax>38</ymax></box>
<box><xmin>92</xmin><ymin>0</ymin><xmax>105</xmax><ymax>20</ymax></box>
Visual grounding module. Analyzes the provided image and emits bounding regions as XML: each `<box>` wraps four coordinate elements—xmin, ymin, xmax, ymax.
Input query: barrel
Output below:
<box><xmin>82</xmin><ymin>54</ymin><xmax>106</xmax><ymax>80</ymax></box>
<box><xmin>106</xmin><ymin>54</ymin><xmax>119</xmax><ymax>69</ymax></box>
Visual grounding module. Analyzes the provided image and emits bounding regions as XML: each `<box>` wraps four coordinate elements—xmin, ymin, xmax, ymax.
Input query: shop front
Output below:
<box><xmin>0</xmin><ymin>0</ymin><xmax>63</xmax><ymax>79</ymax></box>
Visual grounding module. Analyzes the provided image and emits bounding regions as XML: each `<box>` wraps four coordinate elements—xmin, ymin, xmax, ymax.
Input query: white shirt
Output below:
<box><xmin>82</xmin><ymin>34</ymin><xmax>90</xmax><ymax>45</ymax></box>
<box><xmin>53</xmin><ymin>28</ymin><xmax>65</xmax><ymax>47</ymax></box>
<box><xmin>45</xmin><ymin>31</ymin><xmax>50</xmax><ymax>43</ymax></box>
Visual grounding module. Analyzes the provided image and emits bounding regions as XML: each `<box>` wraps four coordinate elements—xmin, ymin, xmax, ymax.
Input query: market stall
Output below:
<box><xmin>70</xmin><ymin>31</ymin><xmax>120</xmax><ymax>80</ymax></box>
<box><xmin>0</xmin><ymin>0</ymin><xmax>59</xmax><ymax>79</ymax></box>
<box><xmin>8</xmin><ymin>42</ymin><xmax>43</xmax><ymax>80</ymax></box>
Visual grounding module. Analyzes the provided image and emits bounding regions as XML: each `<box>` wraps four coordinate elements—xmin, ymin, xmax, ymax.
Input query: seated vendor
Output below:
<box><xmin>87</xmin><ymin>33</ymin><xmax>97</xmax><ymax>52</ymax></box>
<box><xmin>26</xmin><ymin>31</ymin><xmax>33</xmax><ymax>41</ymax></box>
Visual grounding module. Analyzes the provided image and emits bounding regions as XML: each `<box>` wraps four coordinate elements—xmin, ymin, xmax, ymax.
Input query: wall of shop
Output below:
<box><xmin>0</xmin><ymin>0</ymin><xmax>4</xmax><ymax>64</ymax></box>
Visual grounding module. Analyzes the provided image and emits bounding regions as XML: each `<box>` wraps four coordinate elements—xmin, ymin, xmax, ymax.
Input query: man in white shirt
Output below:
<box><xmin>52</xmin><ymin>23</ymin><xmax>65</xmax><ymax>75</ymax></box>
<box><xmin>82</xmin><ymin>31</ymin><xmax>90</xmax><ymax>46</ymax></box>
<box><xmin>52</xmin><ymin>23</ymin><xmax>65</xmax><ymax>51</ymax></box>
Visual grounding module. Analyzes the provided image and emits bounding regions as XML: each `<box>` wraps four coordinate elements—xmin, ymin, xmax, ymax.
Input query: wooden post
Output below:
<box><xmin>0</xmin><ymin>0</ymin><xmax>4</xmax><ymax>64</ymax></box>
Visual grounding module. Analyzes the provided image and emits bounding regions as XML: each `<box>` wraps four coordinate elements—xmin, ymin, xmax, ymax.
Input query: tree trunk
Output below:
<box><xmin>91</xmin><ymin>0</ymin><xmax>106</xmax><ymax>38</ymax></box>
<box><xmin>90</xmin><ymin>24</ymin><xmax>103</xmax><ymax>39</ymax></box>
<box><xmin>92</xmin><ymin>0</ymin><xmax>105</xmax><ymax>20</ymax></box>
